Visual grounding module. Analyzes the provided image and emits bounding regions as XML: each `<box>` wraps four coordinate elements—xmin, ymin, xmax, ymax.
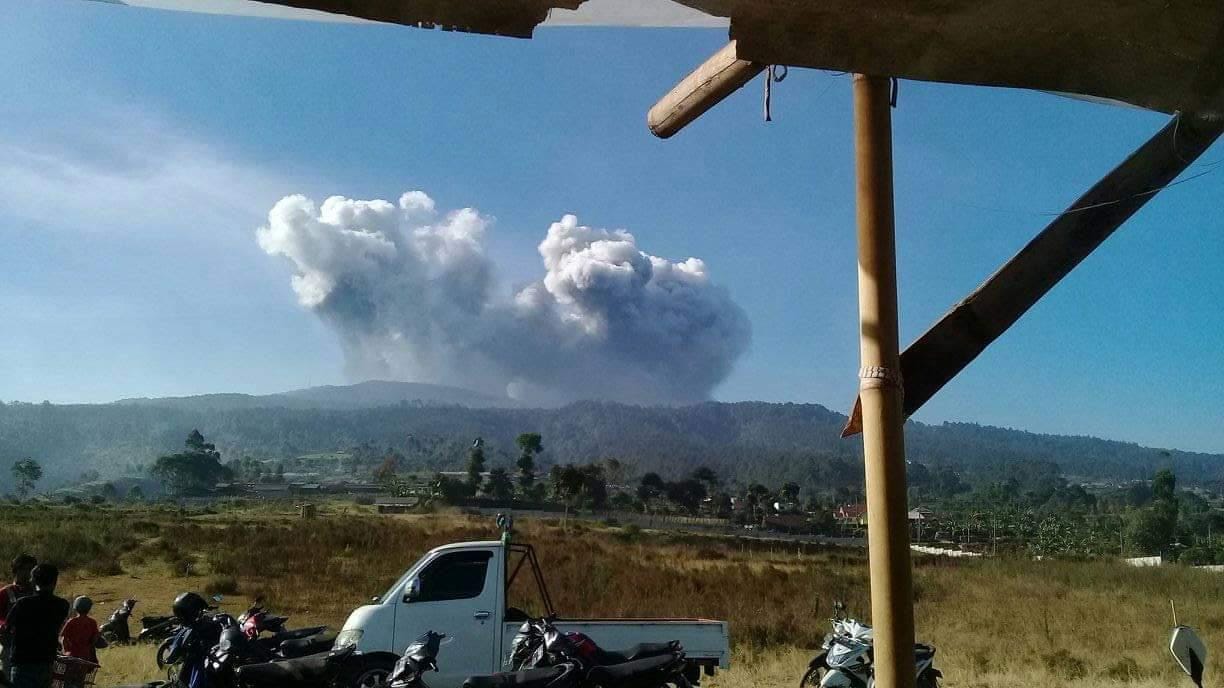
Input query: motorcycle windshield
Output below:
<box><xmin>389</xmin><ymin>655</ymin><xmax>418</xmax><ymax>686</ymax></box>
<box><xmin>404</xmin><ymin>632</ymin><xmax>450</xmax><ymax>664</ymax></box>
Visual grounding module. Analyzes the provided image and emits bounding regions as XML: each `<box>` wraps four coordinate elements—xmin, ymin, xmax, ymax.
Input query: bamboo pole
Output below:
<box><xmin>852</xmin><ymin>73</ymin><xmax>915</xmax><ymax>688</ymax></box>
<box><xmin>647</xmin><ymin>41</ymin><xmax>765</xmax><ymax>139</ymax></box>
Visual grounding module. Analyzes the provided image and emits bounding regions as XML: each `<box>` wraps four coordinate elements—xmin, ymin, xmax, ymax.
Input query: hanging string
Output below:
<box><xmin>763</xmin><ymin>65</ymin><xmax>789</xmax><ymax>122</ymax></box>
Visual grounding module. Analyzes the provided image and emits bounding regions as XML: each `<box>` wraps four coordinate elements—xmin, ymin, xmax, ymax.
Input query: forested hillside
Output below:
<box><xmin>2</xmin><ymin>387</ymin><xmax>1220</xmax><ymax>491</ymax></box>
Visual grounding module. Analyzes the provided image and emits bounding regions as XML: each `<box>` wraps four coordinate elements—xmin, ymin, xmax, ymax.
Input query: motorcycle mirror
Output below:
<box><xmin>403</xmin><ymin>577</ymin><xmax>422</xmax><ymax>603</ymax></box>
<box><xmin>1171</xmin><ymin>626</ymin><xmax>1207</xmax><ymax>688</ymax></box>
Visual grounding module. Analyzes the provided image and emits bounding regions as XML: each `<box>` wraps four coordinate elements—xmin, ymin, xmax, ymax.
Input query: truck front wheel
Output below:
<box><xmin>343</xmin><ymin>655</ymin><xmax>397</xmax><ymax>688</ymax></box>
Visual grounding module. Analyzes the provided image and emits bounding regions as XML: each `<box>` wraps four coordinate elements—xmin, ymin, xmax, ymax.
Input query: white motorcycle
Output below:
<box><xmin>800</xmin><ymin>603</ymin><xmax>940</xmax><ymax>688</ymax></box>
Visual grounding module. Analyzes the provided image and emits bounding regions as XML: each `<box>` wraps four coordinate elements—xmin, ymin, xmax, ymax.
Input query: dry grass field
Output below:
<box><xmin>2</xmin><ymin>502</ymin><xmax>1218</xmax><ymax>688</ymax></box>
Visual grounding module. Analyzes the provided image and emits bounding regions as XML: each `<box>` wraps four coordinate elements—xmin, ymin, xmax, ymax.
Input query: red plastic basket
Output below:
<box><xmin>51</xmin><ymin>656</ymin><xmax>99</xmax><ymax>688</ymax></box>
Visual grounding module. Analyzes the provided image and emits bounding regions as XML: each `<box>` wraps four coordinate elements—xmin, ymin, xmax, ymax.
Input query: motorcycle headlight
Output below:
<box><xmin>335</xmin><ymin>630</ymin><xmax>364</xmax><ymax>649</ymax></box>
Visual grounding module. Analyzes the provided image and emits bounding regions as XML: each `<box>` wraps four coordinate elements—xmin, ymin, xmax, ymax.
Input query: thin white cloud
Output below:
<box><xmin>0</xmin><ymin>105</ymin><xmax>294</xmax><ymax>238</ymax></box>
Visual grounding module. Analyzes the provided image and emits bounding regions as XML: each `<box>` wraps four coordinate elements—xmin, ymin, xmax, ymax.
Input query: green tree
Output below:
<box><xmin>434</xmin><ymin>473</ymin><xmax>468</xmax><ymax>505</ymax></box>
<box><xmin>691</xmin><ymin>466</ymin><xmax>720</xmax><ymax>493</ymax></box>
<box><xmin>1125</xmin><ymin>508</ymin><xmax>1174</xmax><ymax>556</ymax></box>
<box><xmin>515</xmin><ymin>433</ymin><xmax>543</xmax><ymax>491</ymax></box>
<box><xmin>666</xmin><ymin>479</ymin><xmax>707</xmax><ymax>514</ymax></box>
<box><xmin>127</xmin><ymin>485</ymin><xmax>145</xmax><ymax>501</ymax></box>
<box><xmin>781</xmin><ymin>482</ymin><xmax>801</xmax><ymax>504</ymax></box>
<box><xmin>374</xmin><ymin>454</ymin><xmax>400</xmax><ymax>484</ymax></box>
<box><xmin>467</xmin><ymin>438</ymin><xmax>487</xmax><ymax>495</ymax></box>
<box><xmin>637</xmin><ymin>472</ymin><xmax>666</xmax><ymax>504</ymax></box>
<box><xmin>11</xmin><ymin>459</ymin><xmax>43</xmax><ymax>498</ymax></box>
<box><xmin>485</xmin><ymin>467</ymin><xmax>515</xmax><ymax>503</ymax></box>
<box><xmin>151</xmin><ymin>430</ymin><xmax>232</xmax><ymax>496</ymax></box>
<box><xmin>100</xmin><ymin>482</ymin><xmax>118</xmax><ymax>501</ymax></box>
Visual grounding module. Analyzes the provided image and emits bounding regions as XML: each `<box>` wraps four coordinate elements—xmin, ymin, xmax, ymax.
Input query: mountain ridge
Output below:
<box><xmin>2</xmin><ymin>382</ymin><xmax>1221</xmax><ymax>491</ymax></box>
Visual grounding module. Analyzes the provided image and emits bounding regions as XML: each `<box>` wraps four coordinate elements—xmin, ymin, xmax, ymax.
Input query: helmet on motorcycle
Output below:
<box><xmin>172</xmin><ymin>592</ymin><xmax>209</xmax><ymax>623</ymax></box>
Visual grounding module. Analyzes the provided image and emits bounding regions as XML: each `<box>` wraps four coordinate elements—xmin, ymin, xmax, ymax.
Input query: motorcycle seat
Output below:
<box><xmin>276</xmin><ymin>626</ymin><xmax>329</xmax><ymax>641</ymax></box>
<box><xmin>235</xmin><ymin>653</ymin><xmax>332</xmax><ymax>686</ymax></box>
<box><xmin>596</xmin><ymin>642</ymin><xmax>678</xmax><ymax>664</ymax></box>
<box><xmin>585</xmin><ymin>654</ymin><xmax>677</xmax><ymax>685</ymax></box>
<box><xmin>280</xmin><ymin>636</ymin><xmax>335</xmax><ymax>658</ymax></box>
<box><xmin>463</xmin><ymin>665</ymin><xmax>573</xmax><ymax>688</ymax></box>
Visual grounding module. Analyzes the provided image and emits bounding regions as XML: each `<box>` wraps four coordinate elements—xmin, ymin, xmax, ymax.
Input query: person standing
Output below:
<box><xmin>0</xmin><ymin>555</ymin><xmax>37</xmax><ymax>680</ymax></box>
<box><xmin>59</xmin><ymin>598</ymin><xmax>104</xmax><ymax>665</ymax></box>
<box><xmin>5</xmin><ymin>565</ymin><xmax>69</xmax><ymax>688</ymax></box>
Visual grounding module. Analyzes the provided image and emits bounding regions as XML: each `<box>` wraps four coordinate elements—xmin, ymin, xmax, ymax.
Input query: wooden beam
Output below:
<box><xmin>843</xmin><ymin>112</ymin><xmax>1224</xmax><ymax>437</ymax></box>
<box><xmin>647</xmin><ymin>40</ymin><xmax>765</xmax><ymax>139</ymax></box>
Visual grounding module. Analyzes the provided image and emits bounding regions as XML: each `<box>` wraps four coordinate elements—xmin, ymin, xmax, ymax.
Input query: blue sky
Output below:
<box><xmin>2</xmin><ymin>1</ymin><xmax>1223</xmax><ymax>452</ymax></box>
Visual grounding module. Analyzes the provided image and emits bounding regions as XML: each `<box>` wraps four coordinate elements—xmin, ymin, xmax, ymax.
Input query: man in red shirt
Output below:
<box><xmin>60</xmin><ymin>597</ymin><xmax>104</xmax><ymax>665</ymax></box>
<box><xmin>0</xmin><ymin>554</ymin><xmax>37</xmax><ymax>680</ymax></box>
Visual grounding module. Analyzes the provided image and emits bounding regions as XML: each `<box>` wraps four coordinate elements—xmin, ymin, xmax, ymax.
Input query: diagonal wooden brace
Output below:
<box><xmin>843</xmin><ymin>112</ymin><xmax>1224</xmax><ymax>437</ymax></box>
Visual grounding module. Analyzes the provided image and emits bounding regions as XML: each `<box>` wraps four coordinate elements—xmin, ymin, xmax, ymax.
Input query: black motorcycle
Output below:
<box><xmin>141</xmin><ymin>614</ymin><xmax>183</xmax><ymax>644</ymax></box>
<box><xmin>101</xmin><ymin>599</ymin><xmax>138</xmax><ymax>644</ymax></box>
<box><xmin>205</xmin><ymin>623</ymin><xmax>337</xmax><ymax>688</ymax></box>
<box><xmin>230</xmin><ymin>645</ymin><xmax>356</xmax><ymax>688</ymax></box>
<box><xmin>391</xmin><ymin>630</ymin><xmax>688</xmax><ymax>688</ymax></box>
<box><xmin>509</xmin><ymin>619</ymin><xmax>684</xmax><ymax>679</ymax></box>
<box><xmin>236</xmin><ymin>603</ymin><xmax>331</xmax><ymax>655</ymax></box>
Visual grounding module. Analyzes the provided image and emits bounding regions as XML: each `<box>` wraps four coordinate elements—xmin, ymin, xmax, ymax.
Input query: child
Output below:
<box><xmin>59</xmin><ymin>598</ymin><xmax>104</xmax><ymax>665</ymax></box>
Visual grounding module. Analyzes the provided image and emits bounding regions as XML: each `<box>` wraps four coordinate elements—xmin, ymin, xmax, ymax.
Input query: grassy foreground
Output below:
<box><xmin>2</xmin><ymin>502</ymin><xmax>1219</xmax><ymax>688</ymax></box>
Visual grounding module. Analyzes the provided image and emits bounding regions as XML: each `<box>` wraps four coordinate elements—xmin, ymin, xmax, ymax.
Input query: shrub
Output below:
<box><xmin>1100</xmin><ymin>656</ymin><xmax>1144</xmax><ymax>681</ymax></box>
<box><xmin>204</xmin><ymin>575</ymin><xmax>240</xmax><ymax>596</ymax></box>
<box><xmin>1042</xmin><ymin>649</ymin><xmax>1087</xmax><ymax>680</ymax></box>
<box><xmin>85</xmin><ymin>555</ymin><xmax>124</xmax><ymax>577</ymax></box>
<box><xmin>171</xmin><ymin>557</ymin><xmax>195</xmax><ymax>577</ymax></box>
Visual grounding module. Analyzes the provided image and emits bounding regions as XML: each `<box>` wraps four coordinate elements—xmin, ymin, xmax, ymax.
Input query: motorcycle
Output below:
<box><xmin>159</xmin><ymin>612</ymin><xmax>232</xmax><ymax>688</ymax></box>
<box><xmin>800</xmin><ymin>603</ymin><xmax>940</xmax><ymax>688</ymax></box>
<box><xmin>141</xmin><ymin>615</ymin><xmax>183</xmax><ymax>644</ymax></box>
<box><xmin>101</xmin><ymin>599</ymin><xmax>139</xmax><ymax>644</ymax></box>
<box><xmin>205</xmin><ymin>620</ymin><xmax>336</xmax><ymax>688</ymax></box>
<box><xmin>508</xmin><ymin>618</ymin><xmax>682</xmax><ymax>675</ymax></box>
<box><xmin>237</xmin><ymin>603</ymin><xmax>331</xmax><ymax>654</ymax></box>
<box><xmin>508</xmin><ymin>619</ymin><xmax>690</xmax><ymax>688</ymax></box>
<box><xmin>391</xmin><ymin>630</ymin><xmax>684</xmax><ymax>688</ymax></box>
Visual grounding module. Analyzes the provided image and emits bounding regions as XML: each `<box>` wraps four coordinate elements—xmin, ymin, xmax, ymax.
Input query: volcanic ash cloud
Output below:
<box><xmin>258</xmin><ymin>191</ymin><xmax>750</xmax><ymax>405</ymax></box>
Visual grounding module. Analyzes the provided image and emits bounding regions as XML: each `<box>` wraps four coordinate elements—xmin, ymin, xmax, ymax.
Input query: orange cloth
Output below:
<box><xmin>60</xmin><ymin>615</ymin><xmax>99</xmax><ymax>664</ymax></box>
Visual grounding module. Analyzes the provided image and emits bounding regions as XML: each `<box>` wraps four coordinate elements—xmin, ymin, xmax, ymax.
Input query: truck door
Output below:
<box><xmin>398</xmin><ymin>549</ymin><xmax>498</xmax><ymax>688</ymax></box>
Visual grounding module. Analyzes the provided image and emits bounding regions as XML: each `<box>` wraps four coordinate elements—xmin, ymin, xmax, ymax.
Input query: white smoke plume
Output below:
<box><xmin>258</xmin><ymin>191</ymin><xmax>751</xmax><ymax>405</ymax></box>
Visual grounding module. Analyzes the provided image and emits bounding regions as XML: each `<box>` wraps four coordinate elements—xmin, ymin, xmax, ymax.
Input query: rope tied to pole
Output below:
<box><xmin>764</xmin><ymin>64</ymin><xmax>788</xmax><ymax>122</ymax></box>
<box><xmin>859</xmin><ymin>365</ymin><xmax>904</xmax><ymax>392</ymax></box>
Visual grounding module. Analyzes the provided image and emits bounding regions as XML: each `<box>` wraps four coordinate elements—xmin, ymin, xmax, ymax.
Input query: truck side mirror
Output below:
<box><xmin>1171</xmin><ymin>626</ymin><xmax>1207</xmax><ymax>688</ymax></box>
<box><xmin>403</xmin><ymin>577</ymin><xmax>422</xmax><ymax>603</ymax></box>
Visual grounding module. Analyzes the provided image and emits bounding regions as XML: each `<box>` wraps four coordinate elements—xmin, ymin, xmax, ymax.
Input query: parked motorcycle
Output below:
<box><xmin>800</xmin><ymin>603</ymin><xmax>940</xmax><ymax>688</ymax></box>
<box><xmin>141</xmin><ymin>615</ymin><xmax>183</xmax><ymax>644</ymax></box>
<box><xmin>101</xmin><ymin>599</ymin><xmax>139</xmax><ymax>644</ymax></box>
<box><xmin>159</xmin><ymin>613</ymin><xmax>231</xmax><ymax>688</ymax></box>
<box><xmin>236</xmin><ymin>603</ymin><xmax>331</xmax><ymax>654</ymax></box>
<box><xmin>508</xmin><ymin>618</ymin><xmax>682</xmax><ymax>674</ymax></box>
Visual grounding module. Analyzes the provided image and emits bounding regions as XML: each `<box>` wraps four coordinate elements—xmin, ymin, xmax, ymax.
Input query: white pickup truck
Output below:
<box><xmin>333</xmin><ymin>539</ymin><xmax>730</xmax><ymax>688</ymax></box>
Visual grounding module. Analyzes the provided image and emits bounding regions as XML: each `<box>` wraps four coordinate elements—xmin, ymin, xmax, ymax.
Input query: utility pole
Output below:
<box><xmin>852</xmin><ymin>73</ymin><xmax>915</xmax><ymax>688</ymax></box>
